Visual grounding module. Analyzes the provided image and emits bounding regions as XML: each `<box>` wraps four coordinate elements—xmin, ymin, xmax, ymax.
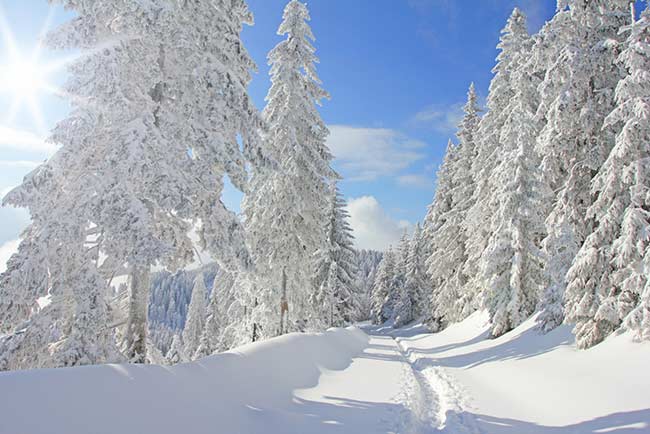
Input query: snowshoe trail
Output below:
<box><xmin>391</xmin><ymin>335</ymin><xmax>484</xmax><ymax>434</ymax></box>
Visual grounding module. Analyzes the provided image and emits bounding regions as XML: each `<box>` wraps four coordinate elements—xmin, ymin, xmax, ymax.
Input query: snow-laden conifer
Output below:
<box><xmin>243</xmin><ymin>0</ymin><xmax>337</xmax><ymax>337</ymax></box>
<box><xmin>183</xmin><ymin>275</ymin><xmax>208</xmax><ymax>360</ymax></box>
<box><xmin>371</xmin><ymin>249</ymin><xmax>398</xmax><ymax>325</ymax></box>
<box><xmin>311</xmin><ymin>185</ymin><xmax>359</xmax><ymax>328</ymax></box>
<box><xmin>464</xmin><ymin>9</ymin><xmax>530</xmax><ymax>305</ymax></box>
<box><xmin>166</xmin><ymin>334</ymin><xmax>186</xmax><ymax>365</ymax></box>
<box><xmin>426</xmin><ymin>84</ymin><xmax>481</xmax><ymax>329</ymax></box>
<box><xmin>566</xmin><ymin>8</ymin><xmax>650</xmax><ymax>347</ymax></box>
<box><xmin>0</xmin><ymin>0</ymin><xmax>264</xmax><ymax>367</ymax></box>
<box><xmin>536</xmin><ymin>0</ymin><xmax>631</xmax><ymax>333</ymax></box>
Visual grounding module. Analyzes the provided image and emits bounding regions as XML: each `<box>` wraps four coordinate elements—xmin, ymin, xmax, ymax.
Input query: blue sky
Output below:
<box><xmin>0</xmin><ymin>1</ymin><xmax>564</xmax><ymax>258</ymax></box>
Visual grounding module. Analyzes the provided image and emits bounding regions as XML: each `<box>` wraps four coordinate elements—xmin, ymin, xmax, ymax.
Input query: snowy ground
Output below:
<box><xmin>1</xmin><ymin>314</ymin><xmax>648</xmax><ymax>434</ymax></box>
<box><xmin>395</xmin><ymin>312</ymin><xmax>650</xmax><ymax>433</ymax></box>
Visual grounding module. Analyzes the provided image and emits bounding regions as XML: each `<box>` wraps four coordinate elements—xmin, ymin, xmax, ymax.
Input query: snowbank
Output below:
<box><xmin>0</xmin><ymin>327</ymin><xmax>368</xmax><ymax>434</ymax></box>
<box><xmin>397</xmin><ymin>311</ymin><xmax>650</xmax><ymax>433</ymax></box>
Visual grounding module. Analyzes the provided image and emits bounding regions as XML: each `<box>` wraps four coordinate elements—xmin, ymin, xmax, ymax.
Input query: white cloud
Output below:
<box><xmin>347</xmin><ymin>196</ymin><xmax>411</xmax><ymax>251</ymax></box>
<box><xmin>411</xmin><ymin>102</ymin><xmax>464</xmax><ymax>134</ymax></box>
<box><xmin>397</xmin><ymin>174</ymin><xmax>433</xmax><ymax>189</ymax></box>
<box><xmin>327</xmin><ymin>125</ymin><xmax>427</xmax><ymax>181</ymax></box>
<box><xmin>0</xmin><ymin>126</ymin><xmax>55</xmax><ymax>154</ymax></box>
<box><xmin>0</xmin><ymin>239</ymin><xmax>19</xmax><ymax>273</ymax></box>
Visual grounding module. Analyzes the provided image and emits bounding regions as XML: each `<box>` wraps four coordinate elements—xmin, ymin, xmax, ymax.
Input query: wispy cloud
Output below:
<box><xmin>0</xmin><ymin>125</ymin><xmax>55</xmax><ymax>154</ymax></box>
<box><xmin>346</xmin><ymin>196</ymin><xmax>411</xmax><ymax>251</ymax></box>
<box><xmin>410</xmin><ymin>102</ymin><xmax>464</xmax><ymax>134</ymax></box>
<box><xmin>327</xmin><ymin>125</ymin><xmax>427</xmax><ymax>182</ymax></box>
<box><xmin>397</xmin><ymin>174</ymin><xmax>433</xmax><ymax>189</ymax></box>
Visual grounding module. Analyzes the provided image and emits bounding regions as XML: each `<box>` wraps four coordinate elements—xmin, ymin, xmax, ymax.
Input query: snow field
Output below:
<box><xmin>397</xmin><ymin>311</ymin><xmax>650</xmax><ymax>433</ymax></box>
<box><xmin>0</xmin><ymin>327</ymin><xmax>369</xmax><ymax>434</ymax></box>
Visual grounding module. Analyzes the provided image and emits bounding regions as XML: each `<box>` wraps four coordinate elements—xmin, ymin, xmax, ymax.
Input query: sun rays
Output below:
<box><xmin>0</xmin><ymin>4</ymin><xmax>68</xmax><ymax>136</ymax></box>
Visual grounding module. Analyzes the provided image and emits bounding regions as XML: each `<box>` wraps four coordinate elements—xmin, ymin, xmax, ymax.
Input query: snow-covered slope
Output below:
<box><xmin>0</xmin><ymin>328</ymin><xmax>369</xmax><ymax>434</ymax></box>
<box><xmin>1</xmin><ymin>313</ymin><xmax>648</xmax><ymax>434</ymax></box>
<box><xmin>397</xmin><ymin>312</ymin><xmax>650</xmax><ymax>433</ymax></box>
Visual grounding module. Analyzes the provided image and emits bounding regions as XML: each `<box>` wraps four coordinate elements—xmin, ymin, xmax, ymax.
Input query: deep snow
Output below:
<box><xmin>1</xmin><ymin>314</ymin><xmax>649</xmax><ymax>434</ymax></box>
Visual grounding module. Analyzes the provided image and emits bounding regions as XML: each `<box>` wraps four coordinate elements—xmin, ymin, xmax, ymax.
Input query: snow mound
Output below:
<box><xmin>0</xmin><ymin>327</ymin><xmax>368</xmax><ymax>434</ymax></box>
<box><xmin>397</xmin><ymin>311</ymin><xmax>650</xmax><ymax>433</ymax></box>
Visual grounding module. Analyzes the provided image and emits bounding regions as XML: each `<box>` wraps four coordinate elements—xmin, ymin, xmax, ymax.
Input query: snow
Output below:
<box><xmin>1</xmin><ymin>314</ymin><xmax>649</xmax><ymax>434</ymax></box>
<box><xmin>397</xmin><ymin>311</ymin><xmax>650</xmax><ymax>432</ymax></box>
<box><xmin>0</xmin><ymin>327</ymin><xmax>377</xmax><ymax>434</ymax></box>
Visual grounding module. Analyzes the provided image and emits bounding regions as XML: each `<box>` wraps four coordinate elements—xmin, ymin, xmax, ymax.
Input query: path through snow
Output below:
<box><xmin>295</xmin><ymin>333</ymin><xmax>442</xmax><ymax>433</ymax></box>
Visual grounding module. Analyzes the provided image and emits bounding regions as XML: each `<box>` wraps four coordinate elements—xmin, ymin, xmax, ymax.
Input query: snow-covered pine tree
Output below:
<box><xmin>355</xmin><ymin>250</ymin><xmax>383</xmax><ymax>321</ymax></box>
<box><xmin>565</xmin><ymin>7</ymin><xmax>650</xmax><ymax>347</ymax></box>
<box><xmin>370</xmin><ymin>248</ymin><xmax>398</xmax><ymax>325</ymax></box>
<box><xmin>482</xmin><ymin>38</ymin><xmax>547</xmax><ymax>338</ymax></box>
<box><xmin>537</xmin><ymin>0</ymin><xmax>631</xmax><ymax>333</ymax></box>
<box><xmin>166</xmin><ymin>334</ymin><xmax>186</xmax><ymax>365</ymax></box>
<box><xmin>243</xmin><ymin>0</ymin><xmax>337</xmax><ymax>337</ymax></box>
<box><xmin>422</xmin><ymin>141</ymin><xmax>457</xmax><ymax>330</ymax></box>
<box><xmin>310</xmin><ymin>185</ymin><xmax>359</xmax><ymax>328</ymax></box>
<box><xmin>182</xmin><ymin>275</ymin><xmax>208</xmax><ymax>360</ymax></box>
<box><xmin>0</xmin><ymin>0</ymin><xmax>265</xmax><ymax>368</ymax></box>
<box><xmin>395</xmin><ymin>223</ymin><xmax>429</xmax><ymax>327</ymax></box>
<box><xmin>464</xmin><ymin>9</ymin><xmax>530</xmax><ymax>307</ymax></box>
<box><xmin>427</xmin><ymin>83</ymin><xmax>481</xmax><ymax>330</ymax></box>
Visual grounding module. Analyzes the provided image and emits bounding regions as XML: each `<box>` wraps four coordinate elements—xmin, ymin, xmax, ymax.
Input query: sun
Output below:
<box><xmin>0</xmin><ymin>58</ymin><xmax>48</xmax><ymax>97</ymax></box>
<box><xmin>0</xmin><ymin>5</ymin><xmax>67</xmax><ymax>134</ymax></box>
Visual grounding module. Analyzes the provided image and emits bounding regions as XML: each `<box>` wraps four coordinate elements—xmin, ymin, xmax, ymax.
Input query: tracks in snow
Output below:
<box><xmin>389</xmin><ymin>335</ymin><xmax>483</xmax><ymax>434</ymax></box>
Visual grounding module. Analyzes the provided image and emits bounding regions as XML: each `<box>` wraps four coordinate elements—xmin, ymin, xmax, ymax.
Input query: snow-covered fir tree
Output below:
<box><xmin>481</xmin><ymin>24</ymin><xmax>547</xmax><ymax>338</ymax></box>
<box><xmin>165</xmin><ymin>334</ymin><xmax>186</xmax><ymax>365</ymax></box>
<box><xmin>0</xmin><ymin>0</ymin><xmax>264</xmax><ymax>368</ymax></box>
<box><xmin>310</xmin><ymin>185</ymin><xmax>359</xmax><ymax>328</ymax></box>
<box><xmin>464</xmin><ymin>9</ymin><xmax>530</xmax><ymax>309</ymax></box>
<box><xmin>426</xmin><ymin>83</ymin><xmax>481</xmax><ymax>330</ymax></box>
<box><xmin>536</xmin><ymin>0</ymin><xmax>631</xmax><ymax>332</ymax></box>
<box><xmin>394</xmin><ymin>224</ymin><xmax>429</xmax><ymax>327</ymax></box>
<box><xmin>182</xmin><ymin>275</ymin><xmax>208</xmax><ymax>360</ymax></box>
<box><xmin>354</xmin><ymin>250</ymin><xmax>383</xmax><ymax>321</ymax></box>
<box><xmin>243</xmin><ymin>0</ymin><xmax>337</xmax><ymax>338</ymax></box>
<box><xmin>566</xmin><ymin>7</ymin><xmax>650</xmax><ymax>347</ymax></box>
<box><xmin>370</xmin><ymin>248</ymin><xmax>398</xmax><ymax>325</ymax></box>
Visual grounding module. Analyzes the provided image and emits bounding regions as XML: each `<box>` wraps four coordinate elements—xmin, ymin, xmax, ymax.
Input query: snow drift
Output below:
<box><xmin>0</xmin><ymin>327</ymin><xmax>368</xmax><ymax>434</ymax></box>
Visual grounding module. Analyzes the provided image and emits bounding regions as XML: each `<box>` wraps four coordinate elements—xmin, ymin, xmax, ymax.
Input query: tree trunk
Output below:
<box><xmin>279</xmin><ymin>267</ymin><xmax>288</xmax><ymax>335</ymax></box>
<box><xmin>125</xmin><ymin>265</ymin><xmax>151</xmax><ymax>363</ymax></box>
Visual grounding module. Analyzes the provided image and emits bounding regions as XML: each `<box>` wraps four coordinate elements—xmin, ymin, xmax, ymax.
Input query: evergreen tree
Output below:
<box><xmin>464</xmin><ymin>9</ymin><xmax>530</xmax><ymax>307</ymax></box>
<box><xmin>166</xmin><ymin>334</ymin><xmax>186</xmax><ymax>365</ymax></box>
<box><xmin>483</xmin><ymin>91</ymin><xmax>544</xmax><ymax>337</ymax></box>
<box><xmin>310</xmin><ymin>185</ymin><xmax>359</xmax><ymax>328</ymax></box>
<box><xmin>370</xmin><ymin>249</ymin><xmax>398</xmax><ymax>325</ymax></box>
<box><xmin>395</xmin><ymin>224</ymin><xmax>429</xmax><ymax>327</ymax></box>
<box><xmin>427</xmin><ymin>84</ymin><xmax>481</xmax><ymax>330</ymax></box>
<box><xmin>0</xmin><ymin>0</ymin><xmax>263</xmax><ymax>368</ymax></box>
<box><xmin>537</xmin><ymin>0</ymin><xmax>631</xmax><ymax>332</ymax></box>
<box><xmin>566</xmin><ymin>8</ymin><xmax>650</xmax><ymax>347</ymax></box>
<box><xmin>243</xmin><ymin>0</ymin><xmax>337</xmax><ymax>337</ymax></box>
<box><xmin>183</xmin><ymin>275</ymin><xmax>208</xmax><ymax>360</ymax></box>
<box><xmin>354</xmin><ymin>250</ymin><xmax>384</xmax><ymax>321</ymax></box>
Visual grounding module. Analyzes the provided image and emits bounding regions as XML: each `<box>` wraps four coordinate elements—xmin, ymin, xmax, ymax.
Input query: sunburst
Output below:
<box><xmin>0</xmin><ymin>5</ymin><xmax>68</xmax><ymax>136</ymax></box>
